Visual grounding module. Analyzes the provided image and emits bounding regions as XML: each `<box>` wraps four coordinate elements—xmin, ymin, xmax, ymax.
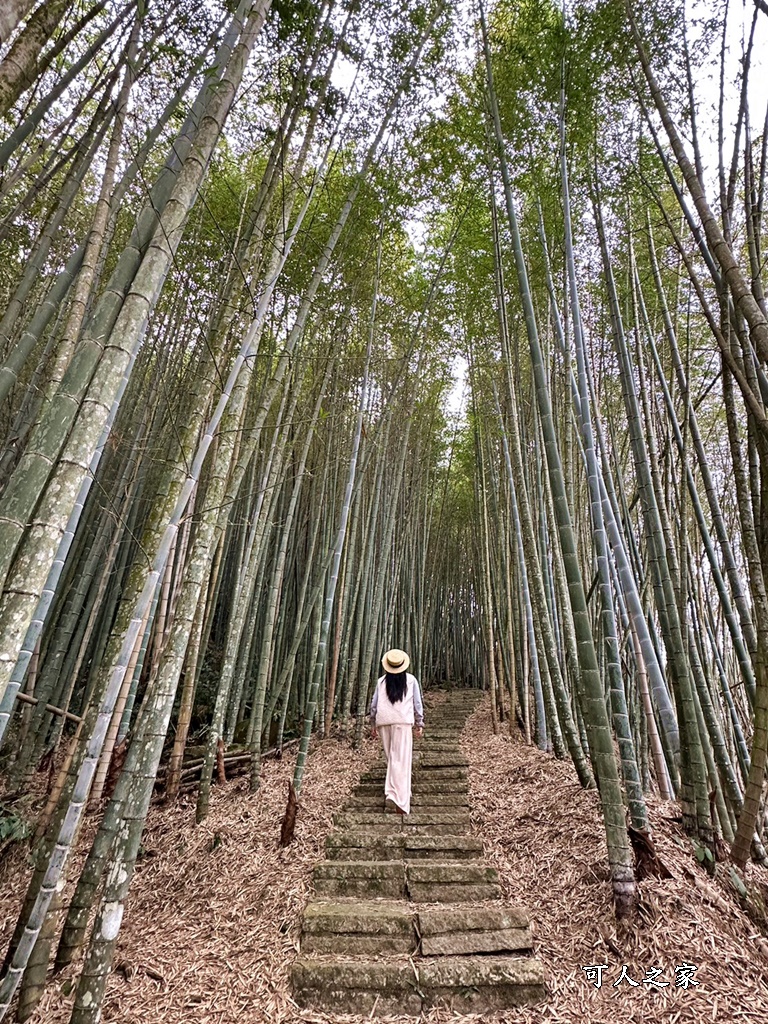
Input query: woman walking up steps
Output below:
<box><xmin>369</xmin><ymin>649</ymin><xmax>424</xmax><ymax>814</ymax></box>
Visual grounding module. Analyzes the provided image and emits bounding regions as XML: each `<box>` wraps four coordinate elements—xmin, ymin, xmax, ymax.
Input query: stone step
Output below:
<box><xmin>345</xmin><ymin>794</ymin><xmax>469</xmax><ymax>811</ymax></box>
<box><xmin>362</xmin><ymin>767</ymin><xmax>467</xmax><ymax>783</ymax></box>
<box><xmin>423</xmin><ymin>721</ymin><xmax>472</xmax><ymax>728</ymax></box>
<box><xmin>424</xmin><ymin>716</ymin><xmax>471</xmax><ymax>722</ymax></box>
<box><xmin>424</xmin><ymin>722</ymin><xmax>471</xmax><ymax>729</ymax></box>
<box><xmin>408</xmin><ymin>821</ymin><xmax>475</xmax><ymax>836</ymax></box>
<box><xmin>301</xmin><ymin>901</ymin><xmax>415</xmax><ymax>954</ymax></box>
<box><xmin>330</xmin><ymin>819</ymin><xmax>468</xmax><ymax>837</ymax></box>
<box><xmin>413</xmin><ymin>757</ymin><xmax>468</xmax><ymax>766</ymax></box>
<box><xmin>419</xmin><ymin>955</ymin><xmax>545</xmax><ymax>1012</ymax></box>
<box><xmin>325</xmin><ymin>832</ymin><xmax>404</xmax><ymax>860</ymax></box>
<box><xmin>353</xmin><ymin>780</ymin><xmax>469</xmax><ymax>797</ymax></box>
<box><xmin>313</xmin><ymin>861</ymin><xmax>405</xmax><ymax>898</ymax></box>
<box><xmin>300</xmin><ymin>902</ymin><xmax>532</xmax><ymax>957</ymax></box>
<box><xmin>413</xmin><ymin>754</ymin><xmax>466</xmax><ymax>764</ymax></box>
<box><xmin>333</xmin><ymin>811</ymin><xmax>471</xmax><ymax>830</ymax></box>
<box><xmin>414</xmin><ymin>770</ymin><xmax>468</xmax><ymax>783</ymax></box>
<box><xmin>405</xmin><ymin>834</ymin><xmax>483</xmax><ymax>859</ymax></box>
<box><xmin>411</xmin><ymin>861</ymin><xmax>499</xmax><ymax>883</ymax></box>
<box><xmin>431</xmin><ymin>703</ymin><xmax>478</xmax><ymax>708</ymax></box>
<box><xmin>313</xmin><ymin>858</ymin><xmax>497</xmax><ymax>900</ymax></box>
<box><xmin>407</xmin><ymin>861</ymin><xmax>501</xmax><ymax>902</ymax></box>
<box><xmin>432</xmin><ymin>702</ymin><xmax>478</xmax><ymax>707</ymax></box>
<box><xmin>291</xmin><ymin>955</ymin><xmax>545</xmax><ymax>1014</ymax></box>
<box><xmin>292</xmin><ymin>958</ymin><xmax>422</xmax><ymax>1015</ymax></box>
<box><xmin>407</xmin><ymin>811</ymin><xmax>471</xmax><ymax>826</ymax></box>
<box><xmin>325</xmin><ymin>831</ymin><xmax>483</xmax><ymax>861</ymax></box>
<box><xmin>332</xmin><ymin>811</ymin><xmax>396</xmax><ymax>829</ymax></box>
<box><xmin>417</xmin><ymin>756</ymin><xmax>469</xmax><ymax>768</ymax></box>
<box><xmin>418</xmin><ymin>779</ymin><xmax>469</xmax><ymax>794</ymax></box>
<box><xmin>433</xmin><ymin>689</ymin><xmax>479</xmax><ymax>694</ymax></box>
<box><xmin>418</xmin><ymin>905</ymin><xmax>532</xmax><ymax>955</ymax></box>
<box><xmin>433</xmin><ymin>700</ymin><xmax>480</xmax><ymax>706</ymax></box>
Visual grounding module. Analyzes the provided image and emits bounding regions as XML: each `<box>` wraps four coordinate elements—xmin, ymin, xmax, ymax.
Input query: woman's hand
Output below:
<box><xmin>414</xmin><ymin>726</ymin><xmax>424</xmax><ymax>739</ymax></box>
<box><xmin>371</xmin><ymin>726</ymin><xmax>378</xmax><ymax>740</ymax></box>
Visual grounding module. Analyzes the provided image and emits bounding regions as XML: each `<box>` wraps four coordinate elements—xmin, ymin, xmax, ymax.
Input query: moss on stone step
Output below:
<box><xmin>407</xmin><ymin>862</ymin><xmax>497</xmax><ymax>884</ymax></box>
<box><xmin>406</xmin><ymin>861</ymin><xmax>501</xmax><ymax>901</ymax></box>
<box><xmin>345</xmin><ymin>794</ymin><xmax>469</xmax><ymax>810</ymax></box>
<box><xmin>404</xmin><ymin>834</ymin><xmax>482</xmax><ymax>858</ymax></box>
<box><xmin>290</xmin><ymin>955</ymin><xmax>545</xmax><ymax>1015</ymax></box>
<box><xmin>412</xmin><ymin>768</ymin><xmax>468</xmax><ymax>781</ymax></box>
<box><xmin>408</xmin><ymin>882</ymin><xmax>502</xmax><ymax>902</ymax></box>
<box><xmin>325</xmin><ymin>831</ymin><xmax>482</xmax><ymax>861</ymax></box>
<box><xmin>333</xmin><ymin>810</ymin><xmax>470</xmax><ymax>830</ymax></box>
<box><xmin>420</xmin><ymin>955</ymin><xmax>545</xmax><ymax>1011</ymax></box>
<box><xmin>313</xmin><ymin>860</ymin><xmax>406</xmax><ymax>897</ymax></box>
<box><xmin>290</xmin><ymin>959</ymin><xmax>422</xmax><ymax>1015</ymax></box>
<box><xmin>301</xmin><ymin>900</ymin><xmax>416</xmax><ymax>954</ymax></box>
<box><xmin>325</xmin><ymin>832</ymin><xmax>405</xmax><ymax>860</ymax></box>
<box><xmin>404</xmin><ymin>811</ymin><xmax>471</xmax><ymax>828</ymax></box>
<box><xmin>418</xmin><ymin>906</ymin><xmax>531</xmax><ymax>955</ymax></box>
<box><xmin>417</xmin><ymin>756</ymin><xmax>470</xmax><ymax>768</ymax></box>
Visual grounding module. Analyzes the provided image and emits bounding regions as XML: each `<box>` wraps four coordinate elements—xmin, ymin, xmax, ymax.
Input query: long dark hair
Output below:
<box><xmin>385</xmin><ymin>670</ymin><xmax>407</xmax><ymax>704</ymax></box>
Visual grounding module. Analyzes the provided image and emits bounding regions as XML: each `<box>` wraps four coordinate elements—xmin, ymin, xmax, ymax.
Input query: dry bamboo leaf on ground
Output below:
<box><xmin>460</xmin><ymin>698</ymin><xmax>768</xmax><ymax>1024</ymax></box>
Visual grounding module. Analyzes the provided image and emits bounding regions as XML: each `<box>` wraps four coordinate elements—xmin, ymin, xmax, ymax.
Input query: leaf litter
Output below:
<box><xmin>460</xmin><ymin>698</ymin><xmax>768</xmax><ymax>1024</ymax></box>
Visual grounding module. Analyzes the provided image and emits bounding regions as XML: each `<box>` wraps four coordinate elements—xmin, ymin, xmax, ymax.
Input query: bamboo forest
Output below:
<box><xmin>2</xmin><ymin>0</ymin><xmax>768</xmax><ymax>1020</ymax></box>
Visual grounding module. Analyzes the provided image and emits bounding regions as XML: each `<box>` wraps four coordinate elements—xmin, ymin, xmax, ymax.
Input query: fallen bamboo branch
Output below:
<box><xmin>14</xmin><ymin>691</ymin><xmax>82</xmax><ymax>724</ymax></box>
<box><xmin>154</xmin><ymin>738</ymin><xmax>302</xmax><ymax>786</ymax></box>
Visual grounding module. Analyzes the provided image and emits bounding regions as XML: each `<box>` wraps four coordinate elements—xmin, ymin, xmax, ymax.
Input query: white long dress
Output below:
<box><xmin>374</xmin><ymin>674</ymin><xmax>416</xmax><ymax>814</ymax></box>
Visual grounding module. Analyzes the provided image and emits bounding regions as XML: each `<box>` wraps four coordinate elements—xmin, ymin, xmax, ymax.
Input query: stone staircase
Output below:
<box><xmin>291</xmin><ymin>691</ymin><xmax>546</xmax><ymax>1014</ymax></box>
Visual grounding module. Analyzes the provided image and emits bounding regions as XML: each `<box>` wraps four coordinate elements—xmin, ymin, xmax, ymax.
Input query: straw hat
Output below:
<box><xmin>382</xmin><ymin>648</ymin><xmax>410</xmax><ymax>674</ymax></box>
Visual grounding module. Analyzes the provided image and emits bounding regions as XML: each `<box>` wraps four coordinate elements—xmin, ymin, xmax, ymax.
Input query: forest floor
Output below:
<box><xmin>461</xmin><ymin>703</ymin><xmax>768</xmax><ymax>1024</ymax></box>
<box><xmin>2</xmin><ymin>694</ymin><xmax>768</xmax><ymax>1023</ymax></box>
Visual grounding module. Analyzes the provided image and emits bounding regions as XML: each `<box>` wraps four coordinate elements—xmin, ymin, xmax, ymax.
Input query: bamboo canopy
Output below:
<box><xmin>0</xmin><ymin>0</ymin><xmax>768</xmax><ymax>1018</ymax></box>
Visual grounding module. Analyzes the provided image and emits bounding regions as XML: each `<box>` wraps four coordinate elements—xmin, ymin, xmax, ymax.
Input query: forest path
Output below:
<box><xmin>291</xmin><ymin>690</ymin><xmax>546</xmax><ymax>1014</ymax></box>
